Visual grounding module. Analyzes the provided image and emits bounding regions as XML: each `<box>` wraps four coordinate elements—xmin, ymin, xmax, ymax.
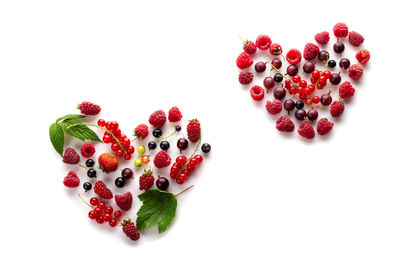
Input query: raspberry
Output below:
<box><xmin>238</xmin><ymin>72</ymin><xmax>253</xmax><ymax>85</ymax></box>
<box><xmin>94</xmin><ymin>181</ymin><xmax>113</xmax><ymax>199</ymax></box>
<box><xmin>303</xmin><ymin>43</ymin><xmax>320</xmax><ymax>60</ymax></box>
<box><xmin>265</xmin><ymin>100</ymin><xmax>282</xmax><ymax>115</ymax></box>
<box><xmin>339</xmin><ymin>81</ymin><xmax>355</xmax><ymax>99</ymax></box>
<box><xmin>168</xmin><ymin>106</ymin><xmax>182</xmax><ymax>122</ymax></box>
<box><xmin>187</xmin><ymin>119</ymin><xmax>201</xmax><ymax>143</ymax></box>
<box><xmin>298</xmin><ymin>121</ymin><xmax>315</xmax><ymax>139</ymax></box>
<box><xmin>333</xmin><ymin>22</ymin><xmax>348</xmax><ymax>38</ymax></box>
<box><xmin>286</xmin><ymin>49</ymin><xmax>302</xmax><ymax>65</ymax></box>
<box><xmin>269</xmin><ymin>43</ymin><xmax>282</xmax><ymax>56</ymax></box>
<box><xmin>317</xmin><ymin>118</ymin><xmax>334</xmax><ymax>135</ymax></box>
<box><xmin>276</xmin><ymin>116</ymin><xmax>295</xmax><ymax>132</ymax></box>
<box><xmin>330</xmin><ymin>101</ymin><xmax>345</xmax><ymax>117</ymax></box>
<box><xmin>314</xmin><ymin>31</ymin><xmax>330</xmax><ymax>44</ymax></box>
<box><xmin>139</xmin><ymin>169</ymin><xmax>155</xmax><ymax>190</ymax></box>
<box><xmin>355</xmin><ymin>49</ymin><xmax>370</xmax><ymax>65</ymax></box>
<box><xmin>348</xmin><ymin>64</ymin><xmax>364</xmax><ymax>80</ymax></box>
<box><xmin>149</xmin><ymin>110</ymin><xmax>167</xmax><ymax>128</ymax></box>
<box><xmin>63</xmin><ymin>148</ymin><xmax>80</xmax><ymax>164</ymax></box>
<box><xmin>349</xmin><ymin>31</ymin><xmax>364</xmax><ymax>47</ymax></box>
<box><xmin>63</xmin><ymin>171</ymin><xmax>80</xmax><ymax>188</ymax></box>
<box><xmin>122</xmin><ymin>220</ymin><xmax>140</xmax><ymax>241</ymax></box>
<box><xmin>154</xmin><ymin>151</ymin><xmax>171</xmax><ymax>168</ymax></box>
<box><xmin>255</xmin><ymin>35</ymin><xmax>272</xmax><ymax>50</ymax></box>
<box><xmin>134</xmin><ymin>124</ymin><xmax>149</xmax><ymax>139</ymax></box>
<box><xmin>80</xmin><ymin>143</ymin><xmax>95</xmax><ymax>158</ymax></box>
<box><xmin>250</xmin><ymin>85</ymin><xmax>265</xmax><ymax>101</ymax></box>
<box><xmin>98</xmin><ymin>153</ymin><xmax>119</xmax><ymax>172</ymax></box>
<box><xmin>243</xmin><ymin>40</ymin><xmax>257</xmax><ymax>54</ymax></box>
<box><xmin>115</xmin><ymin>192</ymin><xmax>133</xmax><ymax>211</ymax></box>
<box><xmin>78</xmin><ymin>101</ymin><xmax>101</xmax><ymax>115</ymax></box>
<box><xmin>236</xmin><ymin>52</ymin><xmax>253</xmax><ymax>69</ymax></box>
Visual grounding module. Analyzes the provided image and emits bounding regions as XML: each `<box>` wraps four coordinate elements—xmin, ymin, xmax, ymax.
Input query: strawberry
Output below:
<box><xmin>98</xmin><ymin>153</ymin><xmax>118</xmax><ymax>172</ymax></box>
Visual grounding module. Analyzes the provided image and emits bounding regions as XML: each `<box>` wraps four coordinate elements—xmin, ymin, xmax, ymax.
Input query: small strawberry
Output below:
<box><xmin>133</xmin><ymin>124</ymin><xmax>149</xmax><ymax>139</ymax></box>
<box><xmin>98</xmin><ymin>153</ymin><xmax>118</xmax><ymax>172</ymax></box>
<box><xmin>77</xmin><ymin>101</ymin><xmax>101</xmax><ymax>115</ymax></box>
<box><xmin>187</xmin><ymin>119</ymin><xmax>201</xmax><ymax>143</ymax></box>
<box><xmin>94</xmin><ymin>181</ymin><xmax>113</xmax><ymax>199</ymax></box>
<box><xmin>115</xmin><ymin>192</ymin><xmax>133</xmax><ymax>211</ymax></box>
<box><xmin>63</xmin><ymin>147</ymin><xmax>80</xmax><ymax>164</ymax></box>
<box><xmin>139</xmin><ymin>169</ymin><xmax>155</xmax><ymax>191</ymax></box>
<box><xmin>122</xmin><ymin>219</ymin><xmax>140</xmax><ymax>241</ymax></box>
<box><xmin>63</xmin><ymin>171</ymin><xmax>80</xmax><ymax>188</ymax></box>
<box><xmin>153</xmin><ymin>151</ymin><xmax>171</xmax><ymax>168</ymax></box>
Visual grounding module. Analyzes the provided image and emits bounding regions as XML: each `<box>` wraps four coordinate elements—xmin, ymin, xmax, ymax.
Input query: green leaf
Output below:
<box><xmin>61</xmin><ymin>120</ymin><xmax>102</xmax><ymax>142</ymax></box>
<box><xmin>136</xmin><ymin>189</ymin><xmax>177</xmax><ymax>233</ymax></box>
<box><xmin>49</xmin><ymin>123</ymin><xmax>64</xmax><ymax>156</ymax></box>
<box><xmin>56</xmin><ymin>114</ymin><xmax>85</xmax><ymax>123</ymax></box>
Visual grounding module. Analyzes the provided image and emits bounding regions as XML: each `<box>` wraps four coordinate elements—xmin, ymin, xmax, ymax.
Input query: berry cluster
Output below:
<box><xmin>87</xmin><ymin>197</ymin><xmax>121</xmax><ymax>227</ymax></box>
<box><xmin>170</xmin><ymin>155</ymin><xmax>203</xmax><ymax>184</ymax></box>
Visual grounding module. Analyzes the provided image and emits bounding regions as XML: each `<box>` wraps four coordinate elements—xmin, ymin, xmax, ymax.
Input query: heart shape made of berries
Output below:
<box><xmin>50</xmin><ymin>104</ymin><xmax>212</xmax><ymax>242</ymax></box>
<box><xmin>236</xmin><ymin>22</ymin><xmax>370</xmax><ymax>140</ymax></box>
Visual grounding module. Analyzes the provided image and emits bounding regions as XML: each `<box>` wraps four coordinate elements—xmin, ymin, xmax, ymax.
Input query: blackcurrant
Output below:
<box><xmin>152</xmin><ymin>128</ymin><xmax>162</xmax><ymax>138</ymax></box>
<box><xmin>115</xmin><ymin>177</ymin><xmax>125</xmax><ymax>188</ymax></box>
<box><xmin>303</xmin><ymin>62</ymin><xmax>315</xmax><ymax>74</ymax></box>
<box><xmin>273</xmin><ymin>87</ymin><xmax>286</xmax><ymax>100</ymax></box>
<box><xmin>328</xmin><ymin>60</ymin><xmax>336</xmax><ymax>68</ymax></box>
<box><xmin>177</xmin><ymin>138</ymin><xmax>188</xmax><ymax>151</ymax></box>
<box><xmin>160</xmin><ymin>141</ymin><xmax>170</xmax><ymax>150</ymax></box>
<box><xmin>148</xmin><ymin>141</ymin><xmax>157</xmax><ymax>150</ymax></box>
<box><xmin>333</xmin><ymin>42</ymin><xmax>345</xmax><ymax>53</ymax></box>
<box><xmin>87</xmin><ymin>168</ymin><xmax>96</xmax><ymax>178</ymax></box>
<box><xmin>121</xmin><ymin>168</ymin><xmax>133</xmax><ymax>179</ymax></box>
<box><xmin>255</xmin><ymin>62</ymin><xmax>266</xmax><ymax>73</ymax></box>
<box><xmin>295</xmin><ymin>100</ymin><xmax>304</xmax><ymax>109</ymax></box>
<box><xmin>156</xmin><ymin>177</ymin><xmax>169</xmax><ymax>191</ymax></box>
<box><xmin>85</xmin><ymin>159</ymin><xmax>95</xmax><ymax>167</ymax></box>
<box><xmin>318</xmin><ymin>50</ymin><xmax>330</xmax><ymax>62</ymax></box>
<box><xmin>320</xmin><ymin>94</ymin><xmax>332</xmax><ymax>106</ymax></box>
<box><xmin>274</xmin><ymin>73</ymin><xmax>283</xmax><ymax>82</ymax></box>
<box><xmin>175</xmin><ymin>125</ymin><xmax>181</xmax><ymax>132</ymax></box>
<box><xmin>201</xmin><ymin>143</ymin><xmax>211</xmax><ymax>153</ymax></box>
<box><xmin>330</xmin><ymin>73</ymin><xmax>341</xmax><ymax>85</ymax></box>
<box><xmin>286</xmin><ymin>65</ymin><xmax>298</xmax><ymax>76</ymax></box>
<box><xmin>339</xmin><ymin>58</ymin><xmax>350</xmax><ymax>69</ymax></box>
<box><xmin>284</xmin><ymin>99</ymin><xmax>295</xmax><ymax>112</ymax></box>
<box><xmin>83</xmin><ymin>182</ymin><xmax>92</xmax><ymax>191</ymax></box>
<box><xmin>263</xmin><ymin>77</ymin><xmax>275</xmax><ymax>89</ymax></box>
<box><xmin>295</xmin><ymin>109</ymin><xmax>306</xmax><ymax>121</ymax></box>
<box><xmin>271</xmin><ymin>58</ymin><xmax>282</xmax><ymax>69</ymax></box>
<box><xmin>307</xmin><ymin>109</ymin><xmax>318</xmax><ymax>121</ymax></box>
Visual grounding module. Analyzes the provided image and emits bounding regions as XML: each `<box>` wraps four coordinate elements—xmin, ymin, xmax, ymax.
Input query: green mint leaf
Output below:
<box><xmin>56</xmin><ymin>114</ymin><xmax>85</xmax><ymax>123</ymax></box>
<box><xmin>136</xmin><ymin>189</ymin><xmax>177</xmax><ymax>233</ymax></box>
<box><xmin>61</xmin><ymin>120</ymin><xmax>101</xmax><ymax>142</ymax></box>
<box><xmin>49</xmin><ymin>123</ymin><xmax>64</xmax><ymax>156</ymax></box>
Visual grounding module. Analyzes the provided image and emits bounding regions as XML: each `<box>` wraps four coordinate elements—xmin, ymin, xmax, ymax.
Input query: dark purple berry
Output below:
<box><xmin>273</xmin><ymin>87</ymin><xmax>286</xmax><ymax>100</ymax></box>
<box><xmin>339</xmin><ymin>58</ymin><xmax>350</xmax><ymax>69</ymax></box>
<box><xmin>287</xmin><ymin>65</ymin><xmax>298</xmax><ymax>76</ymax></box>
<box><xmin>271</xmin><ymin>58</ymin><xmax>282</xmax><ymax>69</ymax></box>
<box><xmin>307</xmin><ymin>109</ymin><xmax>318</xmax><ymax>121</ymax></box>
<box><xmin>274</xmin><ymin>73</ymin><xmax>283</xmax><ymax>82</ymax></box>
<box><xmin>328</xmin><ymin>60</ymin><xmax>336</xmax><ymax>68</ymax></box>
<box><xmin>156</xmin><ymin>177</ymin><xmax>169</xmax><ymax>191</ymax></box>
<box><xmin>121</xmin><ymin>168</ymin><xmax>133</xmax><ymax>179</ymax></box>
<box><xmin>333</xmin><ymin>42</ymin><xmax>345</xmax><ymax>53</ymax></box>
<box><xmin>318</xmin><ymin>50</ymin><xmax>330</xmax><ymax>62</ymax></box>
<box><xmin>330</xmin><ymin>73</ymin><xmax>341</xmax><ymax>85</ymax></box>
<box><xmin>177</xmin><ymin>138</ymin><xmax>188</xmax><ymax>151</ymax></box>
<box><xmin>295</xmin><ymin>109</ymin><xmax>306</xmax><ymax>121</ymax></box>
<box><xmin>284</xmin><ymin>99</ymin><xmax>295</xmax><ymax>112</ymax></box>
<box><xmin>320</xmin><ymin>94</ymin><xmax>332</xmax><ymax>106</ymax></box>
<box><xmin>303</xmin><ymin>62</ymin><xmax>315</xmax><ymax>73</ymax></box>
<box><xmin>263</xmin><ymin>77</ymin><xmax>275</xmax><ymax>89</ymax></box>
<box><xmin>255</xmin><ymin>62</ymin><xmax>266</xmax><ymax>73</ymax></box>
<box><xmin>295</xmin><ymin>100</ymin><xmax>304</xmax><ymax>109</ymax></box>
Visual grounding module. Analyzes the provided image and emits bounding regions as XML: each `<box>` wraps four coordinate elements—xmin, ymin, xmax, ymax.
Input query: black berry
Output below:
<box><xmin>328</xmin><ymin>60</ymin><xmax>336</xmax><ymax>68</ymax></box>
<box><xmin>85</xmin><ymin>159</ymin><xmax>94</xmax><ymax>167</ymax></box>
<box><xmin>121</xmin><ymin>168</ymin><xmax>133</xmax><ymax>179</ymax></box>
<box><xmin>333</xmin><ymin>42</ymin><xmax>345</xmax><ymax>53</ymax></box>
<box><xmin>303</xmin><ymin>62</ymin><xmax>315</xmax><ymax>74</ymax></box>
<box><xmin>115</xmin><ymin>177</ymin><xmax>126</xmax><ymax>188</ymax></box>
<box><xmin>148</xmin><ymin>141</ymin><xmax>157</xmax><ymax>150</ymax></box>
<box><xmin>83</xmin><ymin>182</ymin><xmax>92</xmax><ymax>191</ymax></box>
<box><xmin>286</xmin><ymin>65</ymin><xmax>298</xmax><ymax>76</ymax></box>
<box><xmin>177</xmin><ymin>138</ymin><xmax>188</xmax><ymax>151</ymax></box>
<box><xmin>160</xmin><ymin>141</ymin><xmax>170</xmax><ymax>150</ymax></box>
<box><xmin>175</xmin><ymin>125</ymin><xmax>181</xmax><ymax>132</ymax></box>
<box><xmin>339</xmin><ymin>58</ymin><xmax>350</xmax><ymax>69</ymax></box>
<box><xmin>201</xmin><ymin>143</ymin><xmax>211</xmax><ymax>153</ymax></box>
<box><xmin>274</xmin><ymin>73</ymin><xmax>283</xmax><ymax>82</ymax></box>
<box><xmin>156</xmin><ymin>177</ymin><xmax>169</xmax><ymax>191</ymax></box>
<box><xmin>87</xmin><ymin>168</ymin><xmax>96</xmax><ymax>178</ymax></box>
<box><xmin>295</xmin><ymin>100</ymin><xmax>304</xmax><ymax>109</ymax></box>
<box><xmin>152</xmin><ymin>128</ymin><xmax>162</xmax><ymax>138</ymax></box>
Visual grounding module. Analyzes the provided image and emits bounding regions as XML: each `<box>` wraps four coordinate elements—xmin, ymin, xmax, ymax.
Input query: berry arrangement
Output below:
<box><xmin>237</xmin><ymin>22</ymin><xmax>370</xmax><ymax>139</ymax></box>
<box><xmin>49</xmin><ymin>102</ymin><xmax>212</xmax><ymax>241</ymax></box>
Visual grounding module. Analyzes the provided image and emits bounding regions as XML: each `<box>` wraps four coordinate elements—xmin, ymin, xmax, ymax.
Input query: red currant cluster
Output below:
<box><xmin>170</xmin><ymin>155</ymin><xmax>203</xmax><ymax>184</ymax></box>
<box><xmin>97</xmin><ymin>119</ymin><xmax>135</xmax><ymax>160</ymax></box>
<box><xmin>88</xmin><ymin>197</ymin><xmax>122</xmax><ymax>227</ymax></box>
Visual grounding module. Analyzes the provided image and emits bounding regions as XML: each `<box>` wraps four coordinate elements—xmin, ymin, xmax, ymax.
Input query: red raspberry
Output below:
<box><xmin>238</xmin><ymin>72</ymin><xmax>253</xmax><ymax>85</ymax></box>
<box><xmin>317</xmin><ymin>118</ymin><xmax>334</xmax><ymax>135</ymax></box>
<box><xmin>269</xmin><ymin>43</ymin><xmax>282</xmax><ymax>56</ymax></box>
<box><xmin>303</xmin><ymin>43</ymin><xmax>320</xmax><ymax>60</ymax></box>
<box><xmin>298</xmin><ymin>121</ymin><xmax>315</xmax><ymax>139</ymax></box>
<box><xmin>250</xmin><ymin>85</ymin><xmax>265</xmax><ymax>101</ymax></box>
<box><xmin>80</xmin><ymin>143</ymin><xmax>95</xmax><ymax>158</ymax></box>
<box><xmin>63</xmin><ymin>147</ymin><xmax>80</xmax><ymax>164</ymax></box>
<box><xmin>149</xmin><ymin>110</ymin><xmax>167</xmax><ymax>128</ymax></box>
<box><xmin>78</xmin><ymin>101</ymin><xmax>101</xmax><ymax>115</ymax></box>
<box><xmin>187</xmin><ymin>119</ymin><xmax>201</xmax><ymax>143</ymax></box>
<box><xmin>339</xmin><ymin>81</ymin><xmax>355</xmax><ymax>99</ymax></box>
<box><xmin>348</xmin><ymin>64</ymin><xmax>364</xmax><ymax>80</ymax></box>
<box><xmin>349</xmin><ymin>31</ymin><xmax>364</xmax><ymax>47</ymax></box>
<box><xmin>286</xmin><ymin>49</ymin><xmax>302</xmax><ymax>65</ymax></box>
<box><xmin>139</xmin><ymin>169</ymin><xmax>155</xmax><ymax>190</ymax></box>
<box><xmin>265</xmin><ymin>100</ymin><xmax>282</xmax><ymax>115</ymax></box>
<box><xmin>243</xmin><ymin>40</ymin><xmax>257</xmax><ymax>54</ymax></box>
<box><xmin>122</xmin><ymin>220</ymin><xmax>140</xmax><ymax>241</ymax></box>
<box><xmin>94</xmin><ymin>181</ymin><xmax>113</xmax><ymax>199</ymax></box>
<box><xmin>355</xmin><ymin>49</ymin><xmax>370</xmax><ymax>65</ymax></box>
<box><xmin>134</xmin><ymin>124</ymin><xmax>149</xmax><ymax>139</ymax></box>
<box><xmin>314</xmin><ymin>31</ymin><xmax>330</xmax><ymax>44</ymax></box>
<box><xmin>154</xmin><ymin>151</ymin><xmax>171</xmax><ymax>168</ymax></box>
<box><xmin>236</xmin><ymin>52</ymin><xmax>253</xmax><ymax>69</ymax></box>
<box><xmin>63</xmin><ymin>171</ymin><xmax>80</xmax><ymax>188</ymax></box>
<box><xmin>330</xmin><ymin>101</ymin><xmax>345</xmax><ymax>117</ymax></box>
<box><xmin>168</xmin><ymin>106</ymin><xmax>182</xmax><ymax>122</ymax></box>
<box><xmin>115</xmin><ymin>192</ymin><xmax>133</xmax><ymax>211</ymax></box>
<box><xmin>255</xmin><ymin>35</ymin><xmax>272</xmax><ymax>50</ymax></box>
<box><xmin>333</xmin><ymin>22</ymin><xmax>348</xmax><ymax>38</ymax></box>
<box><xmin>276</xmin><ymin>116</ymin><xmax>295</xmax><ymax>132</ymax></box>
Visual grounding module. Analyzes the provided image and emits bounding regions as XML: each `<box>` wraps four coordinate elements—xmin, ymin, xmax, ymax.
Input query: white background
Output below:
<box><xmin>0</xmin><ymin>0</ymin><xmax>399</xmax><ymax>266</ymax></box>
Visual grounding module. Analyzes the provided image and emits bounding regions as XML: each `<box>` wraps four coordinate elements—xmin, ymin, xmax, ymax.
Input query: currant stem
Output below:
<box><xmin>174</xmin><ymin>185</ymin><xmax>194</xmax><ymax>197</ymax></box>
<box><xmin>238</xmin><ymin>35</ymin><xmax>245</xmax><ymax>43</ymax></box>
<box><xmin>266</xmin><ymin>61</ymin><xmax>296</xmax><ymax>88</ymax></box>
<box><xmin>189</xmin><ymin>136</ymin><xmax>202</xmax><ymax>159</ymax></box>
<box><xmin>78</xmin><ymin>194</ymin><xmax>93</xmax><ymax>209</ymax></box>
<box><xmin>79</xmin><ymin>164</ymin><xmax>89</xmax><ymax>169</ymax></box>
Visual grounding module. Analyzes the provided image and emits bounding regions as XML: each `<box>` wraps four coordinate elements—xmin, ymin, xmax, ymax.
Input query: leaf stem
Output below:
<box><xmin>174</xmin><ymin>185</ymin><xmax>194</xmax><ymax>197</ymax></box>
<box><xmin>78</xmin><ymin>194</ymin><xmax>93</xmax><ymax>209</ymax></box>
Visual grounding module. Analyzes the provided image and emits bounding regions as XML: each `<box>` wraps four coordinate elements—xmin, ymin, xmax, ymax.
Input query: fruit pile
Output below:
<box><xmin>237</xmin><ymin>22</ymin><xmax>370</xmax><ymax>139</ymax></box>
<box><xmin>49</xmin><ymin>102</ymin><xmax>211</xmax><ymax>241</ymax></box>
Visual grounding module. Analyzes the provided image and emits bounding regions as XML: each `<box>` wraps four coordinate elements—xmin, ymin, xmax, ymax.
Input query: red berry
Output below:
<box><xmin>114</xmin><ymin>210</ymin><xmax>122</xmax><ymax>219</ymax></box>
<box><xmin>236</xmin><ymin>52</ymin><xmax>253</xmax><ymax>69</ymax></box>
<box><xmin>333</xmin><ymin>22</ymin><xmax>348</xmax><ymax>38</ymax></box>
<box><xmin>103</xmin><ymin>135</ymin><xmax>111</xmax><ymax>143</ymax></box>
<box><xmin>243</xmin><ymin>40</ymin><xmax>257</xmax><ymax>54</ymax></box>
<box><xmin>109</xmin><ymin>219</ymin><xmax>118</xmax><ymax>227</ymax></box>
<box><xmin>314</xmin><ymin>31</ymin><xmax>330</xmax><ymax>44</ymax></box>
<box><xmin>111</xmin><ymin>143</ymin><xmax>119</xmax><ymax>151</ymax></box>
<box><xmin>349</xmin><ymin>31</ymin><xmax>364</xmax><ymax>47</ymax></box>
<box><xmin>238</xmin><ymin>72</ymin><xmax>254</xmax><ymax>85</ymax></box>
<box><xmin>303</xmin><ymin>43</ymin><xmax>320</xmax><ymax>60</ymax></box>
<box><xmin>250</xmin><ymin>85</ymin><xmax>265</xmax><ymax>101</ymax></box>
<box><xmin>292</xmin><ymin>75</ymin><xmax>301</xmax><ymax>83</ymax></box>
<box><xmin>103</xmin><ymin>213</ymin><xmax>111</xmax><ymax>222</ymax></box>
<box><xmin>116</xmin><ymin>150</ymin><xmax>124</xmax><ymax>157</ymax></box>
<box><xmin>269</xmin><ymin>43</ymin><xmax>282</xmax><ymax>55</ymax></box>
<box><xmin>88</xmin><ymin>211</ymin><xmax>96</xmax><ymax>219</ymax></box>
<box><xmin>97</xmin><ymin>119</ymin><xmax>105</xmax><ymax>127</ymax></box>
<box><xmin>355</xmin><ymin>49</ymin><xmax>370</xmax><ymax>65</ymax></box>
<box><xmin>194</xmin><ymin>155</ymin><xmax>203</xmax><ymax>164</ymax></box>
<box><xmin>90</xmin><ymin>197</ymin><xmax>99</xmax><ymax>206</ymax></box>
<box><xmin>105</xmin><ymin>206</ymin><xmax>113</xmax><ymax>214</ymax></box>
<box><xmin>176</xmin><ymin>156</ymin><xmax>187</xmax><ymax>166</ymax></box>
<box><xmin>306</xmin><ymin>98</ymin><xmax>312</xmax><ymax>105</ymax></box>
<box><xmin>339</xmin><ymin>81</ymin><xmax>355</xmax><ymax>98</ymax></box>
<box><xmin>299</xmin><ymin>80</ymin><xmax>307</xmax><ymax>88</ymax></box>
<box><xmin>298</xmin><ymin>121</ymin><xmax>315</xmax><ymax>139</ymax></box>
<box><xmin>93</xmin><ymin>207</ymin><xmax>102</xmax><ymax>217</ymax></box>
<box><xmin>78</xmin><ymin>101</ymin><xmax>101</xmax><ymax>115</ymax></box>
<box><xmin>96</xmin><ymin>216</ymin><xmax>104</xmax><ymax>224</ymax></box>
<box><xmin>312</xmin><ymin>96</ymin><xmax>320</xmax><ymax>104</ymax></box>
<box><xmin>178</xmin><ymin>172</ymin><xmax>188</xmax><ymax>182</ymax></box>
<box><xmin>317</xmin><ymin>118</ymin><xmax>334</xmax><ymax>135</ymax></box>
<box><xmin>124</xmin><ymin>154</ymin><xmax>131</xmax><ymax>160</ymax></box>
<box><xmin>255</xmin><ymin>35</ymin><xmax>272</xmax><ymax>50</ymax></box>
<box><xmin>286</xmin><ymin>49</ymin><xmax>302</xmax><ymax>65</ymax></box>
<box><xmin>149</xmin><ymin>110</ymin><xmax>167</xmax><ymax>128</ymax></box>
<box><xmin>265</xmin><ymin>100</ymin><xmax>282</xmax><ymax>115</ymax></box>
<box><xmin>97</xmin><ymin>202</ymin><xmax>105</xmax><ymax>209</ymax></box>
<box><xmin>187</xmin><ymin>119</ymin><xmax>201</xmax><ymax>143</ymax></box>
<box><xmin>275</xmin><ymin>116</ymin><xmax>295</xmax><ymax>132</ymax></box>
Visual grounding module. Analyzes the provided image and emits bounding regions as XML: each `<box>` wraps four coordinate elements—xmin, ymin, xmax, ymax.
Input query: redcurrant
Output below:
<box><xmin>292</xmin><ymin>75</ymin><xmax>301</xmax><ymax>83</ymax></box>
<box><xmin>96</xmin><ymin>216</ymin><xmax>104</xmax><ymax>224</ymax></box>
<box><xmin>97</xmin><ymin>202</ymin><xmax>105</xmax><ymax>209</ymax></box>
<box><xmin>109</xmin><ymin>219</ymin><xmax>118</xmax><ymax>227</ymax></box>
<box><xmin>124</xmin><ymin>154</ymin><xmax>132</xmax><ymax>160</ymax></box>
<box><xmin>299</xmin><ymin>80</ymin><xmax>307</xmax><ymax>88</ymax></box>
<box><xmin>111</xmin><ymin>143</ymin><xmax>119</xmax><ymax>151</ymax></box>
<box><xmin>312</xmin><ymin>96</ymin><xmax>320</xmax><ymax>104</ymax></box>
<box><xmin>312</xmin><ymin>70</ymin><xmax>320</xmax><ymax>78</ymax></box>
<box><xmin>114</xmin><ymin>210</ymin><xmax>122</xmax><ymax>219</ymax></box>
<box><xmin>105</xmin><ymin>206</ymin><xmax>113</xmax><ymax>214</ymax></box>
<box><xmin>97</xmin><ymin>119</ymin><xmax>105</xmax><ymax>127</ymax></box>
<box><xmin>88</xmin><ymin>211</ymin><xmax>96</xmax><ymax>219</ymax></box>
<box><xmin>176</xmin><ymin>156</ymin><xmax>187</xmax><ymax>166</ymax></box>
<box><xmin>127</xmin><ymin>146</ymin><xmax>135</xmax><ymax>154</ymax></box>
<box><xmin>116</xmin><ymin>150</ymin><xmax>124</xmax><ymax>157</ymax></box>
<box><xmin>90</xmin><ymin>197</ymin><xmax>99</xmax><ymax>206</ymax></box>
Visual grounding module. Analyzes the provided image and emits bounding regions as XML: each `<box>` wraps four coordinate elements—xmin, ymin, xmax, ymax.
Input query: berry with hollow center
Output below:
<box><xmin>255</xmin><ymin>62</ymin><xmax>266</xmax><ymax>73</ymax></box>
<box><xmin>339</xmin><ymin>58</ymin><xmax>350</xmax><ymax>69</ymax></box>
<box><xmin>156</xmin><ymin>177</ymin><xmax>170</xmax><ymax>191</ymax></box>
<box><xmin>271</xmin><ymin>58</ymin><xmax>282</xmax><ymax>69</ymax></box>
<box><xmin>303</xmin><ymin>62</ymin><xmax>315</xmax><ymax>73</ymax></box>
<box><xmin>250</xmin><ymin>85</ymin><xmax>265</xmax><ymax>101</ymax></box>
<box><xmin>201</xmin><ymin>143</ymin><xmax>211</xmax><ymax>153</ymax></box>
<box><xmin>348</xmin><ymin>64</ymin><xmax>364</xmax><ymax>80</ymax></box>
<box><xmin>263</xmin><ymin>77</ymin><xmax>275</xmax><ymax>89</ymax></box>
<box><xmin>333</xmin><ymin>42</ymin><xmax>345</xmax><ymax>53</ymax></box>
<box><xmin>287</xmin><ymin>65</ymin><xmax>298</xmax><ymax>76</ymax></box>
<box><xmin>148</xmin><ymin>141</ymin><xmax>157</xmax><ymax>150</ymax></box>
<box><xmin>286</xmin><ymin>49</ymin><xmax>302</xmax><ymax>65</ymax></box>
<box><xmin>255</xmin><ymin>35</ymin><xmax>272</xmax><ymax>50</ymax></box>
<box><xmin>355</xmin><ymin>49</ymin><xmax>370</xmax><ymax>65</ymax></box>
